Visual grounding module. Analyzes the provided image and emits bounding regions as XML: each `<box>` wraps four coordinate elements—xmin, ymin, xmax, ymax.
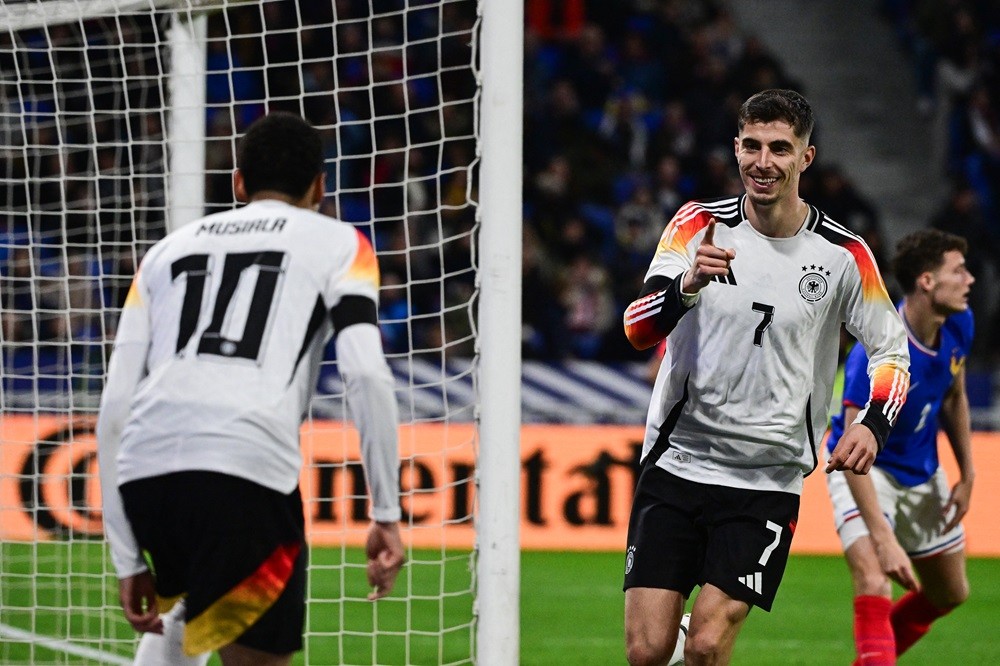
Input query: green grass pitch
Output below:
<box><xmin>2</xmin><ymin>544</ymin><xmax>998</xmax><ymax>664</ymax></box>
<box><xmin>521</xmin><ymin>550</ymin><xmax>1000</xmax><ymax>665</ymax></box>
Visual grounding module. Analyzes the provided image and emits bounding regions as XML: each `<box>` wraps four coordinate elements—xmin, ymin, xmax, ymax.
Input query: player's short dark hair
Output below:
<box><xmin>738</xmin><ymin>89</ymin><xmax>815</xmax><ymax>142</ymax></box>
<box><xmin>237</xmin><ymin>112</ymin><xmax>323</xmax><ymax>199</ymax></box>
<box><xmin>892</xmin><ymin>229</ymin><xmax>968</xmax><ymax>294</ymax></box>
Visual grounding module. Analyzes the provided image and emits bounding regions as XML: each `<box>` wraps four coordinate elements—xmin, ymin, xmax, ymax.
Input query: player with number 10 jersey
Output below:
<box><xmin>113</xmin><ymin>200</ymin><xmax>390</xmax><ymax>500</ymax></box>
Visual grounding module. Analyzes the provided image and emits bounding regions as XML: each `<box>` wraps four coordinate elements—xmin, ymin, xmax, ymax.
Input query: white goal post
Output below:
<box><xmin>476</xmin><ymin>0</ymin><xmax>522</xmax><ymax>661</ymax></box>
<box><xmin>0</xmin><ymin>1</ymin><xmax>521</xmax><ymax>664</ymax></box>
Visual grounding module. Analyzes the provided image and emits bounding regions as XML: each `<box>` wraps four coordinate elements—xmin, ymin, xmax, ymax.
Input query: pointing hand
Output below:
<box><xmin>683</xmin><ymin>219</ymin><xmax>736</xmax><ymax>293</ymax></box>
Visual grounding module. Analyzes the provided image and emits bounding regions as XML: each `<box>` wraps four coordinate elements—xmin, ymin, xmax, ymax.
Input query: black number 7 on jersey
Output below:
<box><xmin>751</xmin><ymin>302</ymin><xmax>775</xmax><ymax>347</ymax></box>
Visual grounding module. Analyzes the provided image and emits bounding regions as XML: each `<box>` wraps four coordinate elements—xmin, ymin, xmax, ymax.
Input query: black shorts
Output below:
<box><xmin>120</xmin><ymin>471</ymin><xmax>307</xmax><ymax>655</ymax></box>
<box><xmin>623</xmin><ymin>465</ymin><xmax>799</xmax><ymax>611</ymax></box>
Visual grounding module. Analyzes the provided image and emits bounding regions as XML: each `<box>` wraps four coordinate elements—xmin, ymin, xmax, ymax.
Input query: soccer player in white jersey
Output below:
<box><xmin>826</xmin><ymin>229</ymin><xmax>975</xmax><ymax>665</ymax></box>
<box><xmin>96</xmin><ymin>112</ymin><xmax>404</xmax><ymax>666</ymax></box>
<box><xmin>621</xmin><ymin>89</ymin><xmax>910</xmax><ymax>665</ymax></box>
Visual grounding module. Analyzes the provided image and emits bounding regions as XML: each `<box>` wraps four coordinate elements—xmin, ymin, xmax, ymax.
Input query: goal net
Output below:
<box><xmin>0</xmin><ymin>1</ymin><xmax>496</xmax><ymax>663</ymax></box>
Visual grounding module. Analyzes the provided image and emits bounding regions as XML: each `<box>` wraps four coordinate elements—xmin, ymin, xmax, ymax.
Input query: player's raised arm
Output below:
<box><xmin>624</xmin><ymin>208</ymin><xmax>734</xmax><ymax>350</ymax></box>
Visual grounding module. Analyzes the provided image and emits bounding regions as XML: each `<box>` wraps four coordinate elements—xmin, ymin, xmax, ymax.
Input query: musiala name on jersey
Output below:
<box><xmin>196</xmin><ymin>218</ymin><xmax>287</xmax><ymax>236</ymax></box>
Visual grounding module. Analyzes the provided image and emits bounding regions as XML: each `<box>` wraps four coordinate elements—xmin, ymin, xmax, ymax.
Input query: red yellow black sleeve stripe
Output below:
<box><xmin>860</xmin><ymin>362</ymin><xmax>909</xmax><ymax>452</ymax></box>
<box><xmin>658</xmin><ymin>201</ymin><xmax>714</xmax><ymax>255</ymax></box>
<box><xmin>623</xmin><ymin>275</ymin><xmax>694</xmax><ymax>350</ymax></box>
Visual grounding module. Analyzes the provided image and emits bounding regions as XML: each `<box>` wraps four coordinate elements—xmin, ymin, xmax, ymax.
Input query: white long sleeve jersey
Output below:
<box><xmin>97</xmin><ymin>200</ymin><xmax>400</xmax><ymax>575</ymax></box>
<box><xmin>634</xmin><ymin>196</ymin><xmax>910</xmax><ymax>494</ymax></box>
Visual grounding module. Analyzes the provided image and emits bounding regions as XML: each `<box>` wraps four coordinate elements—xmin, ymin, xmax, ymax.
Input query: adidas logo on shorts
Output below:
<box><xmin>738</xmin><ymin>571</ymin><xmax>762</xmax><ymax>594</ymax></box>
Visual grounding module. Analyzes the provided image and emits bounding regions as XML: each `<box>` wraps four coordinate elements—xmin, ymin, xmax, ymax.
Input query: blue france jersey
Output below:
<box><xmin>828</xmin><ymin>305</ymin><xmax>973</xmax><ymax>486</ymax></box>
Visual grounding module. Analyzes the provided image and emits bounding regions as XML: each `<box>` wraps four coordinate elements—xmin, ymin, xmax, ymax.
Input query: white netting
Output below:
<box><xmin>0</xmin><ymin>1</ymin><xmax>481</xmax><ymax>663</ymax></box>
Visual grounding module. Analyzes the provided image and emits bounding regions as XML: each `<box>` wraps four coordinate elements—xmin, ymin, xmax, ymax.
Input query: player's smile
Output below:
<box><xmin>743</xmin><ymin>168</ymin><xmax>786</xmax><ymax>204</ymax></box>
<box><xmin>748</xmin><ymin>173</ymin><xmax>780</xmax><ymax>191</ymax></box>
<box><xmin>734</xmin><ymin>120</ymin><xmax>812</xmax><ymax>209</ymax></box>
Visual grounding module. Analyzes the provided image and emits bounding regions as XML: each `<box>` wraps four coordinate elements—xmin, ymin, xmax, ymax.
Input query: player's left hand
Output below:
<box><xmin>366</xmin><ymin>521</ymin><xmax>406</xmax><ymax>601</ymax></box>
<box><xmin>825</xmin><ymin>423</ymin><xmax>878</xmax><ymax>474</ymax></box>
<box><xmin>942</xmin><ymin>476</ymin><xmax>974</xmax><ymax>533</ymax></box>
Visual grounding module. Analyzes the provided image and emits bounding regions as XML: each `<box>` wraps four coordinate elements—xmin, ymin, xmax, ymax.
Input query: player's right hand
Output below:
<box><xmin>873</xmin><ymin>536</ymin><xmax>919</xmax><ymax>592</ymax></box>
<box><xmin>366</xmin><ymin>521</ymin><xmax>406</xmax><ymax>601</ymax></box>
<box><xmin>119</xmin><ymin>570</ymin><xmax>163</xmax><ymax>634</ymax></box>
<box><xmin>683</xmin><ymin>218</ymin><xmax>736</xmax><ymax>293</ymax></box>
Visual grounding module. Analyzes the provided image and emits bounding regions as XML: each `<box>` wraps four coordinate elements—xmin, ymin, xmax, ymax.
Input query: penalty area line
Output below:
<box><xmin>0</xmin><ymin>622</ymin><xmax>132</xmax><ymax>665</ymax></box>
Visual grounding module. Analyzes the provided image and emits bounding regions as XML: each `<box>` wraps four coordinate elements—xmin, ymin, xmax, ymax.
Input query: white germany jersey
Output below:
<box><xmin>114</xmin><ymin>199</ymin><xmax>380</xmax><ymax>494</ymax></box>
<box><xmin>643</xmin><ymin>196</ymin><xmax>909</xmax><ymax>494</ymax></box>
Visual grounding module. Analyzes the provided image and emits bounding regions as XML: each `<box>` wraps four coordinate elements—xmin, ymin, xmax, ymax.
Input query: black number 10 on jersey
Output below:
<box><xmin>171</xmin><ymin>251</ymin><xmax>286</xmax><ymax>361</ymax></box>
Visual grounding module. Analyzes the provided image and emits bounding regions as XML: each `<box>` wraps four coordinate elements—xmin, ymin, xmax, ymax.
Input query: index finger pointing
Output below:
<box><xmin>701</xmin><ymin>218</ymin><xmax>716</xmax><ymax>246</ymax></box>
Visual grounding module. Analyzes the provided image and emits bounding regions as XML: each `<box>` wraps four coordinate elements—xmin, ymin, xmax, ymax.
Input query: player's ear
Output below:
<box><xmin>309</xmin><ymin>173</ymin><xmax>325</xmax><ymax>210</ymax></box>
<box><xmin>916</xmin><ymin>270</ymin><xmax>935</xmax><ymax>293</ymax></box>
<box><xmin>233</xmin><ymin>169</ymin><xmax>248</xmax><ymax>202</ymax></box>
<box><xmin>799</xmin><ymin>145</ymin><xmax>816</xmax><ymax>172</ymax></box>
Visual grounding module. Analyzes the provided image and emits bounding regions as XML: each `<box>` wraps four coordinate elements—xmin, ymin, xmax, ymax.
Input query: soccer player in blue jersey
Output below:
<box><xmin>826</xmin><ymin>229</ymin><xmax>975</xmax><ymax>665</ymax></box>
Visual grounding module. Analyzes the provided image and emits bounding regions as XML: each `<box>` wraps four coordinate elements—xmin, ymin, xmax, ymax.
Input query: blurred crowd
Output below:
<box><xmin>879</xmin><ymin>0</ymin><xmax>1000</xmax><ymax>366</ymax></box>
<box><xmin>1</xmin><ymin>0</ymin><xmax>480</xmax><ymax>386</ymax></box>
<box><xmin>521</xmin><ymin>0</ymin><xmax>884</xmax><ymax>361</ymax></box>
<box><xmin>1</xmin><ymin>12</ymin><xmax>166</xmax><ymax>393</ymax></box>
<box><xmin>1</xmin><ymin>0</ymin><xmax>998</xmax><ymax>391</ymax></box>
<box><xmin>520</xmin><ymin>0</ymin><xmax>1000</xmax><ymax>369</ymax></box>
<box><xmin>197</xmin><ymin>1</ymin><xmax>481</xmax><ymax>358</ymax></box>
